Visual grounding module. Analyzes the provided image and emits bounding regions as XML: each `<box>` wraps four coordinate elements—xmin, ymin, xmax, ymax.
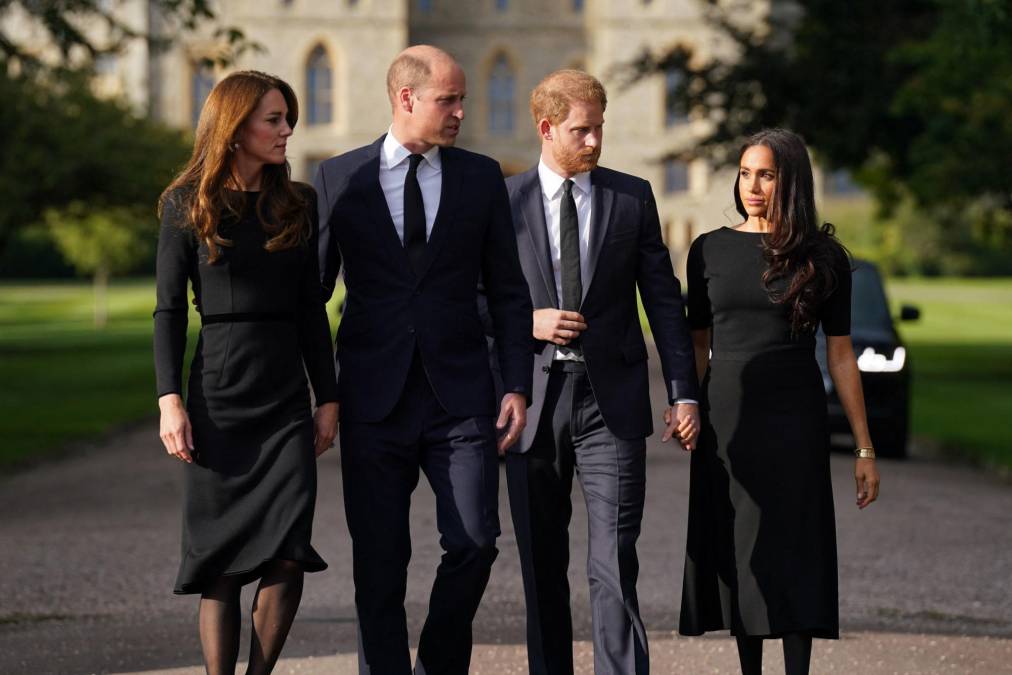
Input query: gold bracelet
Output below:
<box><xmin>854</xmin><ymin>447</ymin><xmax>876</xmax><ymax>459</ymax></box>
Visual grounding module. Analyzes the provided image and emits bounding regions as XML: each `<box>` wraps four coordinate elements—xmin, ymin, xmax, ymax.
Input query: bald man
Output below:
<box><xmin>313</xmin><ymin>46</ymin><xmax>533</xmax><ymax>675</ymax></box>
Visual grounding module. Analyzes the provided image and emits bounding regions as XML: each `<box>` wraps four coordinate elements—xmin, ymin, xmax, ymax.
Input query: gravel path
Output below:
<box><xmin>1</xmin><ymin>357</ymin><xmax>1010</xmax><ymax>674</ymax></box>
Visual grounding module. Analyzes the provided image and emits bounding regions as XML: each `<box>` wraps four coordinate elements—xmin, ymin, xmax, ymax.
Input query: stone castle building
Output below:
<box><xmin>16</xmin><ymin>0</ymin><xmax>774</xmax><ymax>271</ymax></box>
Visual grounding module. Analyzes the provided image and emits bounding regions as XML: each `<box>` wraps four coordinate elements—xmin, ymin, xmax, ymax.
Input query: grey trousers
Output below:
<box><xmin>506</xmin><ymin>361</ymin><xmax>649</xmax><ymax>675</ymax></box>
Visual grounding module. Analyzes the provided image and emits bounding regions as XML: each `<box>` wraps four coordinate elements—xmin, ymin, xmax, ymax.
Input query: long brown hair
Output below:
<box><xmin>734</xmin><ymin>128</ymin><xmax>847</xmax><ymax>334</ymax></box>
<box><xmin>158</xmin><ymin>70</ymin><xmax>308</xmax><ymax>263</ymax></box>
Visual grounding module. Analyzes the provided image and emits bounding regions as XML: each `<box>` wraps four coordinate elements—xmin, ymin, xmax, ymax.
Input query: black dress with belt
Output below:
<box><xmin>679</xmin><ymin>226</ymin><xmax>851</xmax><ymax>639</ymax></box>
<box><xmin>153</xmin><ymin>186</ymin><xmax>337</xmax><ymax>595</ymax></box>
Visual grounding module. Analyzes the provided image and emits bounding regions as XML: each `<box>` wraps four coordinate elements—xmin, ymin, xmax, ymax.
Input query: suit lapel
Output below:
<box><xmin>518</xmin><ymin>169</ymin><xmax>560</xmax><ymax>308</ymax></box>
<box><xmin>583</xmin><ymin>169</ymin><xmax>615</xmax><ymax>304</ymax></box>
<box><xmin>358</xmin><ymin>136</ymin><xmax>413</xmax><ymax>272</ymax></box>
<box><xmin>413</xmin><ymin>146</ymin><xmax>461</xmax><ymax>283</ymax></box>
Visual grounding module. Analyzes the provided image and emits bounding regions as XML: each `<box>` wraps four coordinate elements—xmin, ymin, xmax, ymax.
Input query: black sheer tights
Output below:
<box><xmin>735</xmin><ymin>633</ymin><xmax>813</xmax><ymax>675</ymax></box>
<box><xmin>198</xmin><ymin>561</ymin><xmax>305</xmax><ymax>675</ymax></box>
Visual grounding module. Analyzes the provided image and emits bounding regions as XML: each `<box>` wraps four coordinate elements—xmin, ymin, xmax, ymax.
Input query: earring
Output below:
<box><xmin>231</xmin><ymin>142</ymin><xmax>239</xmax><ymax>152</ymax></box>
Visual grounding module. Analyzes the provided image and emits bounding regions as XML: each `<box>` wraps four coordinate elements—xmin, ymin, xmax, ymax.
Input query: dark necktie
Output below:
<box><xmin>403</xmin><ymin>153</ymin><xmax>426</xmax><ymax>274</ymax></box>
<box><xmin>559</xmin><ymin>179</ymin><xmax>583</xmax><ymax>352</ymax></box>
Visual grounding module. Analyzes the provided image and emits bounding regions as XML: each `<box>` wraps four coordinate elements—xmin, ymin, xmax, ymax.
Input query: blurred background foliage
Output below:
<box><xmin>627</xmin><ymin>0</ymin><xmax>1012</xmax><ymax>275</ymax></box>
<box><xmin>0</xmin><ymin>0</ymin><xmax>256</xmax><ymax>279</ymax></box>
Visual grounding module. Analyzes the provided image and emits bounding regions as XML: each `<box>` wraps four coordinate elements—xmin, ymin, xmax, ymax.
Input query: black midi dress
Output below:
<box><xmin>679</xmin><ymin>226</ymin><xmax>851</xmax><ymax>639</ymax></box>
<box><xmin>153</xmin><ymin>187</ymin><xmax>338</xmax><ymax>595</ymax></box>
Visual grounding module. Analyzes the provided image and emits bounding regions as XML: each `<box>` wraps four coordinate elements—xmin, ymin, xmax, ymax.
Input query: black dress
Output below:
<box><xmin>153</xmin><ymin>186</ymin><xmax>338</xmax><ymax>595</ymax></box>
<box><xmin>679</xmin><ymin>226</ymin><xmax>851</xmax><ymax>639</ymax></box>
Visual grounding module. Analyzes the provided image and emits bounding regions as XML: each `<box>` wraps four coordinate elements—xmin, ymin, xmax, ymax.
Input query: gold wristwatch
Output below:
<box><xmin>854</xmin><ymin>447</ymin><xmax>876</xmax><ymax>459</ymax></box>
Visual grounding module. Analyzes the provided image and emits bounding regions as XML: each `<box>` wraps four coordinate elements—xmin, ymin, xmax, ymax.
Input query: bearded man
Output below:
<box><xmin>502</xmin><ymin>69</ymin><xmax>700</xmax><ymax>675</ymax></box>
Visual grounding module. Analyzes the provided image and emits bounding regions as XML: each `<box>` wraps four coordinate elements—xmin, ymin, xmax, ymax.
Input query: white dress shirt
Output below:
<box><xmin>379</xmin><ymin>128</ymin><xmax>442</xmax><ymax>242</ymax></box>
<box><xmin>538</xmin><ymin>159</ymin><xmax>593</xmax><ymax>308</ymax></box>
<box><xmin>537</xmin><ymin>160</ymin><xmax>698</xmax><ymax>405</ymax></box>
<box><xmin>538</xmin><ymin>159</ymin><xmax>593</xmax><ymax>362</ymax></box>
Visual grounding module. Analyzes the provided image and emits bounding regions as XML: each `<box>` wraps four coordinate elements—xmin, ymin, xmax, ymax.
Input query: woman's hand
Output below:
<box><xmin>159</xmin><ymin>394</ymin><xmax>193</xmax><ymax>463</ymax></box>
<box><xmin>662</xmin><ymin>403</ymin><xmax>699</xmax><ymax>450</ymax></box>
<box><xmin>314</xmin><ymin>402</ymin><xmax>339</xmax><ymax>457</ymax></box>
<box><xmin>855</xmin><ymin>458</ymin><xmax>880</xmax><ymax>509</ymax></box>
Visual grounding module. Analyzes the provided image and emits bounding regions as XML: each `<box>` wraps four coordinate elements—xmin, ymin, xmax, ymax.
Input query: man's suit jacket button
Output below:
<box><xmin>408</xmin><ymin>325</ymin><xmax>415</xmax><ymax>334</ymax></box>
<box><xmin>542</xmin><ymin>365</ymin><xmax>551</xmax><ymax>373</ymax></box>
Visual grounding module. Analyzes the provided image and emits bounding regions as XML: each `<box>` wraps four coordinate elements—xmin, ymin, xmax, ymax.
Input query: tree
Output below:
<box><xmin>622</xmin><ymin>0</ymin><xmax>1012</xmax><ymax>272</ymax></box>
<box><xmin>44</xmin><ymin>201</ymin><xmax>153</xmax><ymax>327</ymax></box>
<box><xmin>0</xmin><ymin>70</ymin><xmax>189</xmax><ymax>255</ymax></box>
<box><xmin>0</xmin><ymin>0</ymin><xmax>259</xmax><ymax>256</ymax></box>
<box><xmin>1</xmin><ymin>0</ymin><xmax>258</xmax><ymax>74</ymax></box>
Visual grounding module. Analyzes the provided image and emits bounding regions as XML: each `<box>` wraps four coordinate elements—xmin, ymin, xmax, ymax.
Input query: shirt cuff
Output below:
<box><xmin>672</xmin><ymin>398</ymin><xmax>698</xmax><ymax>405</ymax></box>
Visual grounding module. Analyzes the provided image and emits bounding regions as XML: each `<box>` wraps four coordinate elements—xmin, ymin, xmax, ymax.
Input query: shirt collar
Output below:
<box><xmin>382</xmin><ymin>127</ymin><xmax>442</xmax><ymax>171</ymax></box>
<box><xmin>538</xmin><ymin>157</ymin><xmax>591</xmax><ymax>200</ymax></box>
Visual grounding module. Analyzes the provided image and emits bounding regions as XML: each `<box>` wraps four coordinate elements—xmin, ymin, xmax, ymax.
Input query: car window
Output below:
<box><xmin>851</xmin><ymin>264</ymin><xmax>892</xmax><ymax>330</ymax></box>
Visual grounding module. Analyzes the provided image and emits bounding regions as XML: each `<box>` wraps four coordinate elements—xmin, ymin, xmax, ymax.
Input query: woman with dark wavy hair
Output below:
<box><xmin>677</xmin><ymin>128</ymin><xmax>880</xmax><ymax>674</ymax></box>
<box><xmin>154</xmin><ymin>70</ymin><xmax>338</xmax><ymax>674</ymax></box>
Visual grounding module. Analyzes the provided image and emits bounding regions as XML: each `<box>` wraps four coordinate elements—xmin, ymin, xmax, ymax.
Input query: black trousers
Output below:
<box><xmin>340</xmin><ymin>353</ymin><xmax>500</xmax><ymax>675</ymax></box>
<box><xmin>506</xmin><ymin>361</ymin><xmax>649</xmax><ymax>675</ymax></box>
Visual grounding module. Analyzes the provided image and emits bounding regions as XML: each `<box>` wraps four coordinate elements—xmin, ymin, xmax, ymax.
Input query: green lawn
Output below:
<box><xmin>1</xmin><ymin>278</ymin><xmax>1009</xmax><ymax>471</ymax></box>
<box><xmin>886</xmin><ymin>278</ymin><xmax>1012</xmax><ymax>471</ymax></box>
<box><xmin>0</xmin><ymin>280</ymin><xmax>163</xmax><ymax>467</ymax></box>
<box><xmin>0</xmin><ymin>279</ymin><xmax>343</xmax><ymax>469</ymax></box>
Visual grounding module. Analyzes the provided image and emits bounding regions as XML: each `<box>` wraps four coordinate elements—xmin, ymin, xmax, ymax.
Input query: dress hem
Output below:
<box><xmin>678</xmin><ymin>624</ymin><xmax>839</xmax><ymax>640</ymax></box>
<box><xmin>173</xmin><ymin>555</ymin><xmax>327</xmax><ymax>595</ymax></box>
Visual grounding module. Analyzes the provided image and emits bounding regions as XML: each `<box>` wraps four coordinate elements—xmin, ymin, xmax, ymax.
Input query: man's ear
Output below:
<box><xmin>398</xmin><ymin>86</ymin><xmax>413</xmax><ymax>114</ymax></box>
<box><xmin>538</xmin><ymin>118</ymin><xmax>553</xmax><ymax>142</ymax></box>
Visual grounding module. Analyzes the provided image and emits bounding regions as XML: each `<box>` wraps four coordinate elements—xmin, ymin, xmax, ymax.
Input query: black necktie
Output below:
<box><xmin>560</xmin><ymin>179</ymin><xmax>582</xmax><ymax>310</ymax></box>
<box><xmin>559</xmin><ymin>179</ymin><xmax>583</xmax><ymax>352</ymax></box>
<box><xmin>403</xmin><ymin>153</ymin><xmax>426</xmax><ymax>274</ymax></box>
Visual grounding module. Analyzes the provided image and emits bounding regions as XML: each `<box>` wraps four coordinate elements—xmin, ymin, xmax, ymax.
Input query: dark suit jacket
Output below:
<box><xmin>506</xmin><ymin>165</ymin><xmax>698</xmax><ymax>448</ymax></box>
<box><xmin>314</xmin><ymin>136</ymin><xmax>533</xmax><ymax>423</ymax></box>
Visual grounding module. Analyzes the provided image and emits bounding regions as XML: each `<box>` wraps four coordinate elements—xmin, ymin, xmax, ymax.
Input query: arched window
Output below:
<box><xmin>487</xmin><ymin>54</ymin><xmax>515</xmax><ymax>136</ymax></box>
<box><xmin>664</xmin><ymin>158</ymin><xmax>689</xmax><ymax>194</ymax></box>
<box><xmin>190</xmin><ymin>63</ymin><xmax>215</xmax><ymax>128</ymax></box>
<box><xmin>306</xmin><ymin>45</ymin><xmax>333</xmax><ymax>126</ymax></box>
<box><xmin>665</xmin><ymin>68</ymin><xmax>688</xmax><ymax>127</ymax></box>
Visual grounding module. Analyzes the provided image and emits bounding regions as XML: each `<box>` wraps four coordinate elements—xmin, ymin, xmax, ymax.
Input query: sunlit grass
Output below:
<box><xmin>887</xmin><ymin>278</ymin><xmax>1012</xmax><ymax>469</ymax></box>
<box><xmin>2</xmin><ymin>277</ymin><xmax>1007</xmax><ymax>470</ymax></box>
<box><xmin>0</xmin><ymin>278</ymin><xmax>343</xmax><ymax>469</ymax></box>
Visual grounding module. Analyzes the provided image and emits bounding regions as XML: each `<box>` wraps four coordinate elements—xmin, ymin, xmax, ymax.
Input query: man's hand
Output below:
<box><xmin>533</xmin><ymin>309</ymin><xmax>587</xmax><ymax>345</ymax></box>
<box><xmin>496</xmin><ymin>393</ymin><xmax>527</xmax><ymax>455</ymax></box>
<box><xmin>313</xmin><ymin>402</ymin><xmax>339</xmax><ymax>457</ymax></box>
<box><xmin>661</xmin><ymin>402</ymin><xmax>699</xmax><ymax>451</ymax></box>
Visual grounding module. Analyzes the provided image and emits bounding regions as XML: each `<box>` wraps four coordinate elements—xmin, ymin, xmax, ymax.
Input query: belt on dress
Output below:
<box><xmin>709</xmin><ymin>348</ymin><xmax>812</xmax><ymax>363</ymax></box>
<box><xmin>200</xmin><ymin>311</ymin><xmax>296</xmax><ymax>324</ymax></box>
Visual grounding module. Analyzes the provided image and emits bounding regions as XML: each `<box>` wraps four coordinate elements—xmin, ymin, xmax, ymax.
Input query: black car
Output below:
<box><xmin>816</xmin><ymin>260</ymin><xmax>920</xmax><ymax>458</ymax></box>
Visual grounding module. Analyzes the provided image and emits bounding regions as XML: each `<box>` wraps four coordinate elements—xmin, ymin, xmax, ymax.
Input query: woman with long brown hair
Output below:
<box><xmin>153</xmin><ymin>70</ymin><xmax>338</xmax><ymax>674</ymax></box>
<box><xmin>677</xmin><ymin>128</ymin><xmax>880</xmax><ymax>674</ymax></box>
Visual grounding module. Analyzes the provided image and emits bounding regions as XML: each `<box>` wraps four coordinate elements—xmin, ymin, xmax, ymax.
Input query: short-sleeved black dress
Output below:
<box><xmin>679</xmin><ymin>226</ymin><xmax>851</xmax><ymax>639</ymax></box>
<box><xmin>153</xmin><ymin>186</ymin><xmax>337</xmax><ymax>594</ymax></box>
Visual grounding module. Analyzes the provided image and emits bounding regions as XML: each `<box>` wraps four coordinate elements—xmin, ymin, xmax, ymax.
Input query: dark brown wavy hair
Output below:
<box><xmin>734</xmin><ymin>128</ymin><xmax>848</xmax><ymax>334</ymax></box>
<box><xmin>158</xmin><ymin>70</ymin><xmax>308</xmax><ymax>263</ymax></box>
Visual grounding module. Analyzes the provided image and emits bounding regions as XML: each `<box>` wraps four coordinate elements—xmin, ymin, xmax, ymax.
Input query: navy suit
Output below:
<box><xmin>503</xmin><ymin>165</ymin><xmax>697</xmax><ymax>675</ymax></box>
<box><xmin>315</xmin><ymin>136</ymin><xmax>532</xmax><ymax>675</ymax></box>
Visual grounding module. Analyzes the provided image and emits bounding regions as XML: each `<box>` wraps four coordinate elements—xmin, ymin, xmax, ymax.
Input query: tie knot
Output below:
<box><xmin>563</xmin><ymin>179</ymin><xmax>574</xmax><ymax>196</ymax></box>
<box><xmin>407</xmin><ymin>154</ymin><xmax>424</xmax><ymax>172</ymax></box>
